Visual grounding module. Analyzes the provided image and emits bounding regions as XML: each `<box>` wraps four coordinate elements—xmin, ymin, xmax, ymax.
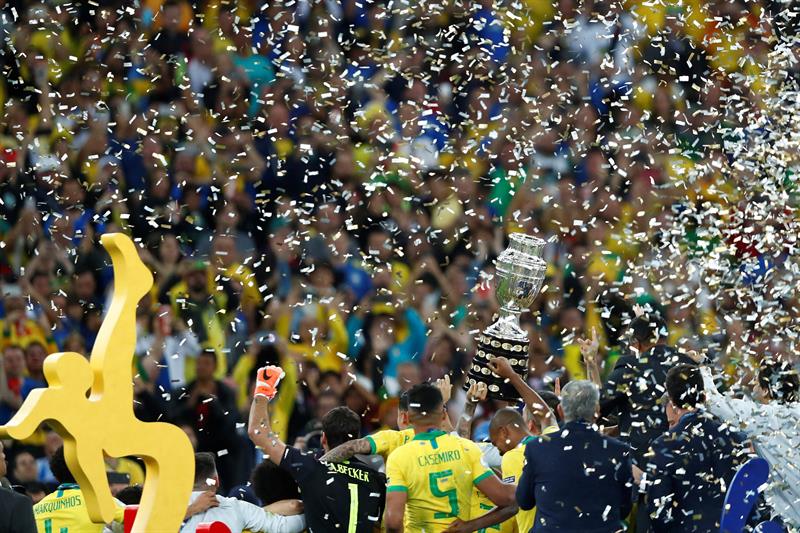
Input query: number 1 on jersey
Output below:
<box><xmin>429</xmin><ymin>469</ymin><xmax>459</xmax><ymax>519</ymax></box>
<box><xmin>348</xmin><ymin>482</ymin><xmax>359</xmax><ymax>533</ymax></box>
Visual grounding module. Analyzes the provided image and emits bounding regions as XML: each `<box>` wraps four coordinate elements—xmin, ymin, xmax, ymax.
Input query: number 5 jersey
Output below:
<box><xmin>385</xmin><ymin>429</ymin><xmax>493</xmax><ymax>532</ymax></box>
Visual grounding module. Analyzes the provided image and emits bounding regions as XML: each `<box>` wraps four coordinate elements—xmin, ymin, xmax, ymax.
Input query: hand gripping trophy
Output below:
<box><xmin>465</xmin><ymin>233</ymin><xmax>547</xmax><ymax>401</ymax></box>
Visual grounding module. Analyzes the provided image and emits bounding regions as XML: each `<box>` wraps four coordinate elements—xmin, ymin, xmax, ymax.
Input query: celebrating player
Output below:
<box><xmin>383</xmin><ymin>383</ymin><xmax>516</xmax><ymax>533</ymax></box>
<box><xmin>247</xmin><ymin>366</ymin><xmax>385</xmax><ymax>532</ymax></box>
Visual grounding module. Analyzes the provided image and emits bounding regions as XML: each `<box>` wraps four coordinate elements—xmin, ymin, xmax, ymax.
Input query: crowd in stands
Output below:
<box><xmin>0</xmin><ymin>0</ymin><xmax>799</xmax><ymax>531</ymax></box>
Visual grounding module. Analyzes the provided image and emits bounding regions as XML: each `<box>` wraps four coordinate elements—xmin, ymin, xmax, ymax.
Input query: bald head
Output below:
<box><xmin>489</xmin><ymin>407</ymin><xmax>529</xmax><ymax>455</ymax></box>
<box><xmin>489</xmin><ymin>407</ymin><xmax>525</xmax><ymax>434</ymax></box>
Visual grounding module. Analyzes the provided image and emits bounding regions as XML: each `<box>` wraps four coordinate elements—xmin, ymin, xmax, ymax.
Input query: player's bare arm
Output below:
<box><xmin>488</xmin><ymin>357</ymin><xmax>557</xmax><ymax>429</ymax></box>
<box><xmin>457</xmin><ymin>382</ymin><xmax>487</xmax><ymax>438</ymax></box>
<box><xmin>184</xmin><ymin>491</ymin><xmax>219</xmax><ymax>519</ymax></box>
<box><xmin>264</xmin><ymin>499</ymin><xmax>304</xmax><ymax>515</ymax></box>
<box><xmin>475</xmin><ymin>472</ymin><xmax>515</xmax><ymax>508</ymax></box>
<box><xmin>442</xmin><ymin>504</ymin><xmax>519</xmax><ymax>533</ymax></box>
<box><xmin>436</xmin><ymin>375</ymin><xmax>456</xmax><ymax>433</ymax></box>
<box><xmin>384</xmin><ymin>490</ymin><xmax>407</xmax><ymax>533</ymax></box>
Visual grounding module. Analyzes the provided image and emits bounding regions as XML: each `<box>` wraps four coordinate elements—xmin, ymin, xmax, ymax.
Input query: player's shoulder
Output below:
<box><xmin>33</xmin><ymin>491</ymin><xmax>55</xmax><ymax>510</ymax></box>
<box><xmin>453</xmin><ymin>434</ymin><xmax>481</xmax><ymax>450</ymax></box>
<box><xmin>506</xmin><ymin>442</ymin><xmax>526</xmax><ymax>459</ymax></box>
<box><xmin>216</xmin><ymin>493</ymin><xmax>255</xmax><ymax>511</ymax></box>
<box><xmin>370</xmin><ymin>427</ymin><xmax>414</xmax><ymax>445</ymax></box>
<box><xmin>349</xmin><ymin>458</ymin><xmax>387</xmax><ymax>482</ymax></box>
<box><xmin>34</xmin><ymin>486</ymin><xmax>79</xmax><ymax>506</ymax></box>
<box><xmin>384</xmin><ymin>427</ymin><xmax>416</xmax><ymax>447</ymax></box>
<box><xmin>520</xmin><ymin>431</ymin><xmax>558</xmax><ymax>457</ymax></box>
<box><xmin>500</xmin><ymin>448</ymin><xmax>518</xmax><ymax>470</ymax></box>
<box><xmin>386</xmin><ymin>438</ymin><xmax>415</xmax><ymax>462</ymax></box>
<box><xmin>399</xmin><ymin>427</ymin><xmax>416</xmax><ymax>441</ymax></box>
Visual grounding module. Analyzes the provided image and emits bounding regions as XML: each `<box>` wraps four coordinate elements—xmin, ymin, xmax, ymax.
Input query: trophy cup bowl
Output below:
<box><xmin>465</xmin><ymin>233</ymin><xmax>547</xmax><ymax>401</ymax></box>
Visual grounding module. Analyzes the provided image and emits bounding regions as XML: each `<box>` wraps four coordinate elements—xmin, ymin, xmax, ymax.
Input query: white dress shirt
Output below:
<box><xmin>180</xmin><ymin>492</ymin><xmax>306</xmax><ymax>533</ymax></box>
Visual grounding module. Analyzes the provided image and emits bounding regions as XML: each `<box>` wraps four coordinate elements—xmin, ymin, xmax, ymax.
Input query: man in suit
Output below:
<box><xmin>644</xmin><ymin>364</ymin><xmax>749</xmax><ymax>532</ymax></box>
<box><xmin>601</xmin><ymin>313</ymin><xmax>696</xmax><ymax>465</ymax></box>
<box><xmin>0</xmin><ymin>440</ymin><xmax>36</xmax><ymax>533</ymax></box>
<box><xmin>517</xmin><ymin>380</ymin><xmax>634</xmax><ymax>533</ymax></box>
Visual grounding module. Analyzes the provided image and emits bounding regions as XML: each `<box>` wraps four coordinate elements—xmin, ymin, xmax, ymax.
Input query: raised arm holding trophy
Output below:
<box><xmin>464</xmin><ymin>233</ymin><xmax>548</xmax><ymax>401</ymax></box>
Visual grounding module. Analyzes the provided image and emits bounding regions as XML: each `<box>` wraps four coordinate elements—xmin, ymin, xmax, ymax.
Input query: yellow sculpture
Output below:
<box><xmin>0</xmin><ymin>233</ymin><xmax>194</xmax><ymax>532</ymax></box>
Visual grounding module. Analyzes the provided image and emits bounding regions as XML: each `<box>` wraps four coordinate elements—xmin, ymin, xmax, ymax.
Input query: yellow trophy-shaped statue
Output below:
<box><xmin>0</xmin><ymin>233</ymin><xmax>194</xmax><ymax>532</ymax></box>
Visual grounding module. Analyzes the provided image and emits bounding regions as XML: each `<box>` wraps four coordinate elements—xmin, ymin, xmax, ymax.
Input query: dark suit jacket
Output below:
<box><xmin>0</xmin><ymin>486</ymin><xmax>36</xmax><ymax>533</ymax></box>
<box><xmin>601</xmin><ymin>345</ymin><xmax>696</xmax><ymax>464</ymax></box>
<box><xmin>645</xmin><ymin>410</ymin><xmax>748</xmax><ymax>533</ymax></box>
<box><xmin>516</xmin><ymin>420</ymin><xmax>634</xmax><ymax>533</ymax></box>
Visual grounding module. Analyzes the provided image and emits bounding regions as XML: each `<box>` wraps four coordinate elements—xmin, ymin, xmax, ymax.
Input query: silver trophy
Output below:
<box><xmin>465</xmin><ymin>233</ymin><xmax>548</xmax><ymax>401</ymax></box>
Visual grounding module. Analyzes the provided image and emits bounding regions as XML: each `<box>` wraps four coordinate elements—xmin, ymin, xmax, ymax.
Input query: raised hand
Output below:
<box><xmin>487</xmin><ymin>356</ymin><xmax>514</xmax><ymax>379</ymax></box>
<box><xmin>254</xmin><ymin>366</ymin><xmax>285</xmax><ymax>401</ymax></box>
<box><xmin>577</xmin><ymin>328</ymin><xmax>600</xmax><ymax>361</ymax></box>
<box><xmin>466</xmin><ymin>381</ymin><xmax>488</xmax><ymax>403</ymax></box>
<box><xmin>578</xmin><ymin>328</ymin><xmax>604</xmax><ymax>387</ymax></box>
<box><xmin>435</xmin><ymin>374</ymin><xmax>452</xmax><ymax>404</ymax></box>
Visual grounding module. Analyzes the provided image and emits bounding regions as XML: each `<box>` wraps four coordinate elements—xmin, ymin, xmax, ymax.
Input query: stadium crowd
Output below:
<box><xmin>0</xmin><ymin>0</ymin><xmax>799</xmax><ymax>531</ymax></box>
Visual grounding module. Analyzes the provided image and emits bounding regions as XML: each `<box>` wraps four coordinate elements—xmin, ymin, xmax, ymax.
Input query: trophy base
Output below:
<box><xmin>464</xmin><ymin>331</ymin><xmax>529</xmax><ymax>402</ymax></box>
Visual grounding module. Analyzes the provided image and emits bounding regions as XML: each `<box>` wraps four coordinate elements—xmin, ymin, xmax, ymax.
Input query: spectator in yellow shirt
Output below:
<box><xmin>0</xmin><ymin>286</ymin><xmax>57</xmax><ymax>353</ymax></box>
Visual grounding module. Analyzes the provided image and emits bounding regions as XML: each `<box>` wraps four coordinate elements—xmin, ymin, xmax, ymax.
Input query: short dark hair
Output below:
<box><xmin>321</xmin><ymin>406</ymin><xmax>361</xmax><ymax>449</ymax></box>
<box><xmin>318</xmin><ymin>371</ymin><xmax>342</xmax><ymax>385</ymax></box>
<box><xmin>198</xmin><ymin>349</ymin><xmax>218</xmax><ymax>364</ymax></box>
<box><xmin>193</xmin><ymin>452</ymin><xmax>218</xmax><ymax>487</ymax></box>
<box><xmin>758</xmin><ymin>359</ymin><xmax>799</xmax><ymax>404</ymax></box>
<box><xmin>13</xmin><ymin>450</ymin><xmax>33</xmax><ymax>467</ymax></box>
<box><xmin>537</xmin><ymin>390</ymin><xmax>560</xmax><ymax>413</ymax></box>
<box><xmin>531</xmin><ymin>390</ymin><xmax>561</xmax><ymax>423</ymax></box>
<box><xmin>251</xmin><ymin>460</ymin><xmax>300</xmax><ymax>505</ymax></box>
<box><xmin>3</xmin><ymin>344</ymin><xmax>24</xmax><ymax>356</ymax></box>
<box><xmin>406</xmin><ymin>383</ymin><xmax>443</xmax><ymax>416</ymax></box>
<box><xmin>50</xmin><ymin>446</ymin><xmax>76</xmax><ymax>484</ymax></box>
<box><xmin>630</xmin><ymin>314</ymin><xmax>667</xmax><ymax>346</ymax></box>
<box><xmin>25</xmin><ymin>341</ymin><xmax>45</xmax><ymax>354</ymax></box>
<box><xmin>116</xmin><ymin>485</ymin><xmax>143</xmax><ymax>505</ymax></box>
<box><xmin>666</xmin><ymin>364</ymin><xmax>704</xmax><ymax>409</ymax></box>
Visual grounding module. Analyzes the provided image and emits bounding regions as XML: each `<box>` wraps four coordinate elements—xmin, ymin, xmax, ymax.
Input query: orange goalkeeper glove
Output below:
<box><xmin>254</xmin><ymin>366</ymin><xmax>285</xmax><ymax>400</ymax></box>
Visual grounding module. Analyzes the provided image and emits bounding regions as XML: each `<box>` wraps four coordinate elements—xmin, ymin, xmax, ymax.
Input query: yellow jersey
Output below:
<box><xmin>366</xmin><ymin>427</ymin><xmax>415</xmax><ymax>460</ymax></box>
<box><xmin>469</xmin><ymin>441</ymin><xmax>515</xmax><ymax>533</ymax></box>
<box><xmin>501</xmin><ymin>437</ymin><xmax>536</xmax><ymax>533</ymax></box>
<box><xmin>386</xmin><ymin>429</ymin><xmax>493</xmax><ymax>532</ymax></box>
<box><xmin>34</xmin><ymin>484</ymin><xmax>125</xmax><ymax>533</ymax></box>
<box><xmin>501</xmin><ymin>428</ymin><xmax>558</xmax><ymax>533</ymax></box>
<box><xmin>469</xmin><ymin>484</ymin><xmax>516</xmax><ymax>533</ymax></box>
